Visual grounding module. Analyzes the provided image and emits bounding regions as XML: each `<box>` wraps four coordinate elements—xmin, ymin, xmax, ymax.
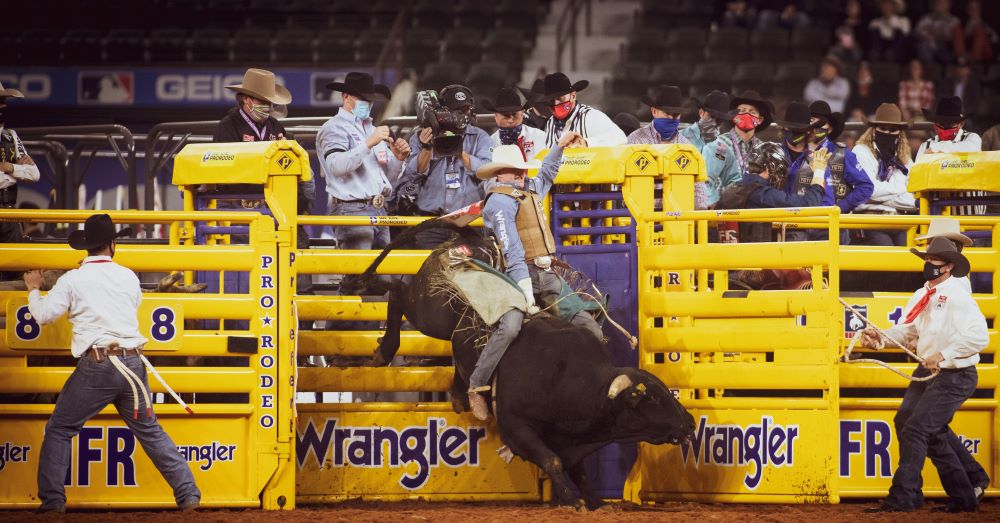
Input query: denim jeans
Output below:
<box><xmin>38</xmin><ymin>354</ymin><xmax>200</xmax><ymax>509</ymax></box>
<box><xmin>470</xmin><ymin>308</ymin><xmax>524</xmax><ymax>389</ymax></box>
<box><xmin>530</xmin><ymin>267</ymin><xmax>604</xmax><ymax>341</ymax></box>
<box><xmin>886</xmin><ymin>366</ymin><xmax>979</xmax><ymax>510</ymax></box>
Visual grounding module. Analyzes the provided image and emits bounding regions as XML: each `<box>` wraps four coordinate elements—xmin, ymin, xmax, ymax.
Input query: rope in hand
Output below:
<box><xmin>536</xmin><ymin>290</ymin><xmax>638</xmax><ymax>349</ymax></box>
<box><xmin>839</xmin><ymin>297</ymin><xmax>938</xmax><ymax>382</ymax></box>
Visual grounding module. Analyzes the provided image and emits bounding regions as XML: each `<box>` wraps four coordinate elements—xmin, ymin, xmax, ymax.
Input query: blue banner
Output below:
<box><xmin>0</xmin><ymin>68</ymin><xmax>395</xmax><ymax>107</ymax></box>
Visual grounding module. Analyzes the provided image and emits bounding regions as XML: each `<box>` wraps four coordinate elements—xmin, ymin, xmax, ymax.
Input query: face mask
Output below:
<box><xmin>934</xmin><ymin>124</ymin><xmax>960</xmax><ymax>141</ymax></box>
<box><xmin>733</xmin><ymin>113</ymin><xmax>762</xmax><ymax>132</ymax></box>
<box><xmin>353</xmin><ymin>100</ymin><xmax>372</xmax><ymax>120</ymax></box>
<box><xmin>552</xmin><ymin>100</ymin><xmax>574</xmax><ymax>120</ymax></box>
<box><xmin>812</xmin><ymin>127</ymin><xmax>829</xmax><ymax>142</ymax></box>
<box><xmin>699</xmin><ymin>114</ymin><xmax>718</xmax><ymax>133</ymax></box>
<box><xmin>498</xmin><ymin>124</ymin><xmax>523</xmax><ymax>145</ymax></box>
<box><xmin>923</xmin><ymin>261</ymin><xmax>946</xmax><ymax>281</ymax></box>
<box><xmin>782</xmin><ymin>129</ymin><xmax>808</xmax><ymax>146</ymax></box>
<box><xmin>249</xmin><ymin>103</ymin><xmax>272</xmax><ymax>122</ymax></box>
<box><xmin>873</xmin><ymin>132</ymin><xmax>898</xmax><ymax>161</ymax></box>
<box><xmin>652</xmin><ymin>117</ymin><xmax>680</xmax><ymax>140</ymax></box>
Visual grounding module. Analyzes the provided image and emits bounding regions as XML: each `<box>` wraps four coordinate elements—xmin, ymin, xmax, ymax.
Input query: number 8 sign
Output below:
<box><xmin>140</xmin><ymin>302</ymin><xmax>184</xmax><ymax>350</ymax></box>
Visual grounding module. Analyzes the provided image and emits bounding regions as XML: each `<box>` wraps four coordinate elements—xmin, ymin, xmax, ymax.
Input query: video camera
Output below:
<box><xmin>416</xmin><ymin>90</ymin><xmax>471</xmax><ymax>157</ymax></box>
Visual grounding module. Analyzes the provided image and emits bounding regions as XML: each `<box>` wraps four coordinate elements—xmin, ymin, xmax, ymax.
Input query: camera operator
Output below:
<box><xmin>398</xmin><ymin>84</ymin><xmax>491</xmax><ymax>248</ymax></box>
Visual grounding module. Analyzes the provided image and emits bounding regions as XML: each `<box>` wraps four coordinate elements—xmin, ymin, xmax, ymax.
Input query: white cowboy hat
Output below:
<box><xmin>915</xmin><ymin>217</ymin><xmax>973</xmax><ymax>248</ymax></box>
<box><xmin>476</xmin><ymin>145</ymin><xmax>541</xmax><ymax>180</ymax></box>
<box><xmin>0</xmin><ymin>81</ymin><xmax>24</xmax><ymax>98</ymax></box>
<box><xmin>225</xmin><ymin>68</ymin><xmax>292</xmax><ymax>105</ymax></box>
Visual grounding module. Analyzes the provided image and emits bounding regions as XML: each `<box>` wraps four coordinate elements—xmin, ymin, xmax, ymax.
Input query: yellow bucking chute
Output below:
<box><xmin>172</xmin><ymin>139</ymin><xmax>312</xmax><ymax>186</ymax></box>
<box><xmin>909</xmin><ymin>150</ymin><xmax>1000</xmax><ymax>193</ymax></box>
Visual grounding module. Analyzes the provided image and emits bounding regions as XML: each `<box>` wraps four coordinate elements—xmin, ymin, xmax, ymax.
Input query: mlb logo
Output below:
<box><xmin>844</xmin><ymin>305</ymin><xmax>867</xmax><ymax>338</ymax></box>
<box><xmin>78</xmin><ymin>72</ymin><xmax>134</xmax><ymax>105</ymax></box>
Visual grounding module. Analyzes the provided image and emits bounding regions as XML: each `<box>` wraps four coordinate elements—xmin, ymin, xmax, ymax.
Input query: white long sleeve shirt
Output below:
<box><xmin>851</xmin><ymin>144</ymin><xmax>916</xmax><ymax>212</ymax></box>
<box><xmin>27</xmin><ymin>255</ymin><xmax>148</xmax><ymax>357</ymax></box>
<box><xmin>490</xmin><ymin>125</ymin><xmax>547</xmax><ymax>161</ymax></box>
<box><xmin>915</xmin><ymin>129</ymin><xmax>982</xmax><ymax>160</ymax></box>
<box><xmin>0</xmin><ymin>128</ymin><xmax>41</xmax><ymax>189</ymax></box>
<box><xmin>883</xmin><ymin>276</ymin><xmax>989</xmax><ymax>369</ymax></box>
<box><xmin>543</xmin><ymin>103</ymin><xmax>627</xmax><ymax>148</ymax></box>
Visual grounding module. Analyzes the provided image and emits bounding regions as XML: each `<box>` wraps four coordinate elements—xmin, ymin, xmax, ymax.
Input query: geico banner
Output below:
<box><xmin>295</xmin><ymin>410</ymin><xmax>542</xmax><ymax>501</ymax></box>
<box><xmin>0</xmin><ymin>415</ymin><xmax>259</xmax><ymax>507</ymax></box>
<box><xmin>0</xmin><ymin>68</ymin><xmax>394</xmax><ymax>107</ymax></box>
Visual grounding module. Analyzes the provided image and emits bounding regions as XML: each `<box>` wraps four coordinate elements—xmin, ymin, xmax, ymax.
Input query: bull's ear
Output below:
<box><xmin>607</xmin><ymin>374</ymin><xmax>633</xmax><ymax>399</ymax></box>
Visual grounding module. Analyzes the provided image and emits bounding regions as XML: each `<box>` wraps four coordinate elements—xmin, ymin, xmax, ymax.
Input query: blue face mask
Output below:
<box><xmin>498</xmin><ymin>124</ymin><xmax>523</xmax><ymax>145</ymax></box>
<box><xmin>652</xmin><ymin>117</ymin><xmax>680</xmax><ymax>140</ymax></box>
<box><xmin>353</xmin><ymin>100</ymin><xmax>372</xmax><ymax>120</ymax></box>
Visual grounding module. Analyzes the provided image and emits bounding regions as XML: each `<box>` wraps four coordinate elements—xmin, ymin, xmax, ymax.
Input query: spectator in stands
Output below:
<box><xmin>720</xmin><ymin>0</ymin><xmax>756</xmax><ymax>29</ymax></box>
<box><xmin>612</xmin><ymin>113</ymin><xmax>641</xmax><ymax>136</ymax></box>
<box><xmin>829</xmin><ymin>26</ymin><xmax>864</xmax><ymax>65</ymax></box>
<box><xmin>915</xmin><ymin>96</ymin><xmax>980</xmax><ymax>159</ymax></box>
<box><xmin>804</xmin><ymin>57</ymin><xmax>851</xmax><ymax>113</ymax></box>
<box><xmin>756</xmin><ymin>1</ymin><xmax>809</xmax><ymax>30</ymax></box>
<box><xmin>703</xmin><ymin>90</ymin><xmax>773</xmax><ymax>207</ymax></box>
<box><xmin>851</xmin><ymin>103</ymin><xmax>916</xmax><ymax>246</ymax></box>
<box><xmin>532</xmin><ymin>72</ymin><xmax>626</xmax><ymax>148</ymax></box>
<box><xmin>628</xmin><ymin>85</ymin><xmax>706</xmax><ymax>210</ymax></box>
<box><xmin>982</xmin><ymin>123</ymin><xmax>1000</xmax><ymax>151</ymax></box>
<box><xmin>898</xmin><ymin>59</ymin><xmax>935</xmax><ymax>120</ymax></box>
<box><xmin>955</xmin><ymin>0</ymin><xmax>996</xmax><ymax>63</ymax></box>
<box><xmin>942</xmin><ymin>60</ymin><xmax>980</xmax><ymax>120</ymax></box>
<box><xmin>681</xmin><ymin>90</ymin><xmax>730</xmax><ymax>153</ymax></box>
<box><xmin>399</xmin><ymin>84</ymin><xmax>492</xmax><ymax>247</ymax></box>
<box><xmin>915</xmin><ymin>0</ymin><xmax>960</xmax><ymax>64</ymax></box>
<box><xmin>846</xmin><ymin>62</ymin><xmax>883</xmax><ymax>121</ymax></box>
<box><xmin>482</xmin><ymin>87</ymin><xmax>546</xmax><ymax>161</ymax></box>
<box><xmin>0</xmin><ymin>81</ymin><xmax>40</xmax><ymax>280</ymax></box>
<box><xmin>318</xmin><ymin>72</ymin><xmax>410</xmax><ymax>254</ymax></box>
<box><xmin>868</xmin><ymin>0</ymin><xmax>911</xmax><ymax>62</ymax></box>
<box><xmin>839</xmin><ymin>0</ymin><xmax>867</xmax><ymax>47</ymax></box>
<box><xmin>809</xmin><ymin>101</ymin><xmax>874</xmax><ymax>220</ymax></box>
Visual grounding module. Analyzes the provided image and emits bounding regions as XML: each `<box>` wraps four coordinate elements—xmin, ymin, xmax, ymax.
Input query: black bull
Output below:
<box><xmin>347</xmin><ymin>221</ymin><xmax>695</xmax><ymax>507</ymax></box>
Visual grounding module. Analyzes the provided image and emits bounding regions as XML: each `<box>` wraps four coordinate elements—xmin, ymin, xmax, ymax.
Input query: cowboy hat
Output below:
<box><xmin>326</xmin><ymin>71</ymin><xmax>391</xmax><ymax>102</ymax></box>
<box><xmin>481</xmin><ymin>87</ymin><xmax>530</xmax><ymax>113</ymax></box>
<box><xmin>910</xmin><ymin>236</ymin><xmax>970</xmax><ymax>278</ymax></box>
<box><xmin>693</xmin><ymin>90</ymin><xmax>731</xmax><ymax>121</ymax></box>
<box><xmin>915</xmin><ymin>218</ymin><xmax>973</xmax><ymax>248</ymax></box>
<box><xmin>533</xmin><ymin>72</ymin><xmax>589</xmax><ymax>102</ymax></box>
<box><xmin>475</xmin><ymin>144</ymin><xmax>542</xmax><ymax>180</ymax></box>
<box><xmin>865</xmin><ymin>103</ymin><xmax>910</xmax><ymax>128</ymax></box>
<box><xmin>0</xmin><ymin>81</ymin><xmax>24</xmax><ymax>99</ymax></box>
<box><xmin>225</xmin><ymin>68</ymin><xmax>292</xmax><ymax>105</ymax></box>
<box><xmin>729</xmin><ymin>90</ymin><xmax>773</xmax><ymax>132</ymax></box>
<box><xmin>809</xmin><ymin>100</ymin><xmax>845</xmax><ymax>141</ymax></box>
<box><xmin>68</xmin><ymin>214</ymin><xmax>132</xmax><ymax>251</ymax></box>
<box><xmin>641</xmin><ymin>85</ymin><xmax>687</xmax><ymax>114</ymax></box>
<box><xmin>921</xmin><ymin>96</ymin><xmax>971</xmax><ymax>126</ymax></box>
<box><xmin>774</xmin><ymin>101</ymin><xmax>815</xmax><ymax>131</ymax></box>
<box><xmin>612</xmin><ymin>112</ymin><xmax>641</xmax><ymax>135</ymax></box>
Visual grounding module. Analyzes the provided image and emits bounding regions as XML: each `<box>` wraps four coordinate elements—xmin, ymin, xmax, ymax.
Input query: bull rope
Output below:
<box><xmin>838</xmin><ymin>297</ymin><xmax>938</xmax><ymax>382</ymax></box>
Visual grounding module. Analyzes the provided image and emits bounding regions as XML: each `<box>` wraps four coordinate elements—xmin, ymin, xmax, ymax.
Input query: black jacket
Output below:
<box><xmin>214</xmin><ymin>107</ymin><xmax>291</xmax><ymax>143</ymax></box>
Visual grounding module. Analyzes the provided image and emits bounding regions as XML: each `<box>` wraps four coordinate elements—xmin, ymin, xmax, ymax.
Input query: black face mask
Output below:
<box><xmin>874</xmin><ymin>132</ymin><xmax>899</xmax><ymax>161</ymax></box>
<box><xmin>923</xmin><ymin>261</ymin><xmax>946</xmax><ymax>281</ymax></box>
<box><xmin>783</xmin><ymin>129</ymin><xmax>808</xmax><ymax>146</ymax></box>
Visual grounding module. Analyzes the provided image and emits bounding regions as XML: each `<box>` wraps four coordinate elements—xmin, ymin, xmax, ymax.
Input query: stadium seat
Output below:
<box><xmin>483</xmin><ymin>30</ymin><xmax>527</xmax><ymax>72</ymax></box>
<box><xmin>412</xmin><ymin>0</ymin><xmax>454</xmax><ymax>29</ymax></box>
<box><xmin>622</xmin><ymin>29</ymin><xmax>668</xmax><ymax>65</ymax></box>
<box><xmin>868</xmin><ymin>61</ymin><xmax>902</xmax><ymax>89</ymax></box>
<box><xmin>602</xmin><ymin>95</ymin><xmax>642</xmax><ymax>119</ymax></box>
<box><xmin>105</xmin><ymin>29</ymin><xmax>147</xmax><ymax>64</ymax></box>
<box><xmin>330</xmin><ymin>0</ymin><xmax>372</xmax><ymax>30</ymax></box>
<box><xmin>148</xmin><ymin>28</ymin><xmax>189</xmax><ymax>62</ymax></box>
<box><xmin>370</xmin><ymin>0</ymin><xmax>404</xmax><ymax>27</ymax></box>
<box><xmin>750</xmin><ymin>30</ymin><xmax>790</xmax><ymax>61</ymax></box>
<box><xmin>274</xmin><ymin>29</ymin><xmax>316</xmax><ymax>63</ymax></box>
<box><xmin>466</xmin><ymin>62</ymin><xmax>510</xmax><ymax>100</ymax></box>
<box><xmin>706</xmin><ymin>28</ymin><xmax>748</xmax><ymax>62</ymax></box>
<box><xmin>649</xmin><ymin>62</ymin><xmax>694</xmax><ymax>95</ymax></box>
<box><xmin>316</xmin><ymin>32</ymin><xmax>357</xmax><ymax>64</ymax></box>
<box><xmin>357</xmin><ymin>29</ymin><xmax>394</xmax><ymax>63</ymax></box>
<box><xmin>61</xmin><ymin>29</ymin><xmax>105</xmax><ymax>65</ymax></box>
<box><xmin>454</xmin><ymin>0</ymin><xmax>497</xmax><ymax>31</ymax></box>
<box><xmin>732</xmin><ymin>62</ymin><xmax>776</xmax><ymax>97</ymax></box>
<box><xmin>974</xmin><ymin>95</ymin><xmax>1000</xmax><ymax>127</ymax></box>
<box><xmin>790</xmin><ymin>28</ymin><xmax>829</xmax><ymax>61</ymax></box>
<box><xmin>672</xmin><ymin>0</ymin><xmax>714</xmax><ymax>27</ymax></box>
<box><xmin>495</xmin><ymin>0</ymin><xmax>539</xmax><ymax>34</ymax></box>
<box><xmin>205</xmin><ymin>0</ymin><xmax>249</xmax><ymax>29</ymax></box>
<box><xmin>419</xmin><ymin>62</ymin><xmax>466</xmax><ymax>90</ymax></box>
<box><xmin>189</xmin><ymin>28</ymin><xmax>232</xmax><ymax>62</ymax></box>
<box><xmin>773</xmin><ymin>61</ymin><xmax>817</xmax><ymax>98</ymax></box>
<box><xmin>665</xmin><ymin>28</ymin><xmax>708</xmax><ymax>63</ymax></box>
<box><xmin>16</xmin><ymin>30</ymin><xmax>61</xmax><ymax>65</ymax></box>
<box><xmin>232</xmin><ymin>28</ymin><xmax>273</xmax><ymax>63</ymax></box>
<box><xmin>441</xmin><ymin>39</ymin><xmax>483</xmax><ymax>67</ymax></box>
<box><xmin>402</xmin><ymin>28</ymin><xmax>442</xmax><ymax>75</ymax></box>
<box><xmin>689</xmin><ymin>63</ymin><xmax>733</xmax><ymax>97</ymax></box>
<box><xmin>607</xmin><ymin>62</ymin><xmax>650</xmax><ymax>98</ymax></box>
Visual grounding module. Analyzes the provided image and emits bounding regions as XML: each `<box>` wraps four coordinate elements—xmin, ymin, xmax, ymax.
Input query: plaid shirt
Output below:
<box><xmin>898</xmin><ymin>80</ymin><xmax>934</xmax><ymax>115</ymax></box>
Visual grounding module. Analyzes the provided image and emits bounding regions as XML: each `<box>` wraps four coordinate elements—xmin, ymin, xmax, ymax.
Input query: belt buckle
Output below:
<box><xmin>533</xmin><ymin>256</ymin><xmax>552</xmax><ymax>270</ymax></box>
<box><xmin>371</xmin><ymin>194</ymin><xmax>385</xmax><ymax>209</ymax></box>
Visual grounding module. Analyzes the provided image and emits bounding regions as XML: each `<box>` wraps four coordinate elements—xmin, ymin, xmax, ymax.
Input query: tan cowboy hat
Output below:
<box><xmin>910</xmin><ymin>236</ymin><xmax>970</xmax><ymax>278</ymax></box>
<box><xmin>0</xmin><ymin>81</ymin><xmax>24</xmax><ymax>98</ymax></box>
<box><xmin>476</xmin><ymin>145</ymin><xmax>541</xmax><ymax>180</ymax></box>
<box><xmin>225</xmin><ymin>68</ymin><xmax>292</xmax><ymax>105</ymax></box>
<box><xmin>865</xmin><ymin>103</ymin><xmax>910</xmax><ymax>128</ymax></box>
<box><xmin>915</xmin><ymin>218</ymin><xmax>973</xmax><ymax>248</ymax></box>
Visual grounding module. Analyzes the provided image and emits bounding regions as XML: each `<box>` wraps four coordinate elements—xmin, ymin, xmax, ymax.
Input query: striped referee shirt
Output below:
<box><xmin>542</xmin><ymin>103</ymin><xmax>627</xmax><ymax>148</ymax></box>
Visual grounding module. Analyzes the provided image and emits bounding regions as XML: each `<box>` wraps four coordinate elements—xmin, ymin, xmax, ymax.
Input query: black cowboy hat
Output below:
<box><xmin>533</xmin><ymin>72</ymin><xmax>589</xmax><ymax>102</ymax></box>
<box><xmin>809</xmin><ymin>100</ymin><xmax>845</xmax><ymax>141</ymax></box>
<box><xmin>326</xmin><ymin>72</ymin><xmax>391</xmax><ymax>102</ymax></box>
<box><xmin>641</xmin><ymin>85</ymin><xmax>687</xmax><ymax>114</ymax></box>
<box><xmin>729</xmin><ymin>90</ymin><xmax>773</xmax><ymax>132</ymax></box>
<box><xmin>481</xmin><ymin>87</ymin><xmax>529</xmax><ymax>113</ymax></box>
<box><xmin>774</xmin><ymin>101</ymin><xmax>815</xmax><ymax>131</ymax></box>
<box><xmin>613</xmin><ymin>112</ymin><xmax>642</xmax><ymax>135</ymax></box>
<box><xmin>68</xmin><ymin>214</ymin><xmax>132</xmax><ymax>251</ymax></box>
<box><xmin>693</xmin><ymin>90</ymin><xmax>731</xmax><ymax>121</ymax></box>
<box><xmin>921</xmin><ymin>95</ymin><xmax>972</xmax><ymax>126</ymax></box>
<box><xmin>910</xmin><ymin>236</ymin><xmax>970</xmax><ymax>278</ymax></box>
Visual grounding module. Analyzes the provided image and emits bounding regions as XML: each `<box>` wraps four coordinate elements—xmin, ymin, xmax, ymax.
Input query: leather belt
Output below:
<box><xmin>86</xmin><ymin>345</ymin><xmax>143</xmax><ymax>362</ymax></box>
<box><xmin>332</xmin><ymin>194</ymin><xmax>385</xmax><ymax>209</ymax></box>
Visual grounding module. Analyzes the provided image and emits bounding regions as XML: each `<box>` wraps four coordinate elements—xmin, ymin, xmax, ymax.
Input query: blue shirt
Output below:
<box><xmin>816</xmin><ymin>139</ymin><xmax>874</xmax><ymax>213</ymax></box>
<box><xmin>680</xmin><ymin>121</ymin><xmax>719</xmax><ymax>153</ymax></box>
<box><xmin>316</xmin><ymin>107</ymin><xmax>401</xmax><ymax>201</ymax></box>
<box><xmin>741</xmin><ymin>173</ymin><xmax>826</xmax><ymax>209</ymax></box>
<box><xmin>399</xmin><ymin>126</ymin><xmax>492</xmax><ymax>215</ymax></box>
<box><xmin>483</xmin><ymin>146</ymin><xmax>563</xmax><ymax>282</ymax></box>
<box><xmin>702</xmin><ymin>130</ymin><xmax>764</xmax><ymax>207</ymax></box>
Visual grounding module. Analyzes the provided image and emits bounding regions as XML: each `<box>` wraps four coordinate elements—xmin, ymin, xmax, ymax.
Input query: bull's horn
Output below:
<box><xmin>607</xmin><ymin>374</ymin><xmax>633</xmax><ymax>399</ymax></box>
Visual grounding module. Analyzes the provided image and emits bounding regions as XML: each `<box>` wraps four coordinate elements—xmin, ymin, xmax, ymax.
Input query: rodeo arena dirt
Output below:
<box><xmin>3</xmin><ymin>0</ymin><xmax>1000</xmax><ymax>521</ymax></box>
